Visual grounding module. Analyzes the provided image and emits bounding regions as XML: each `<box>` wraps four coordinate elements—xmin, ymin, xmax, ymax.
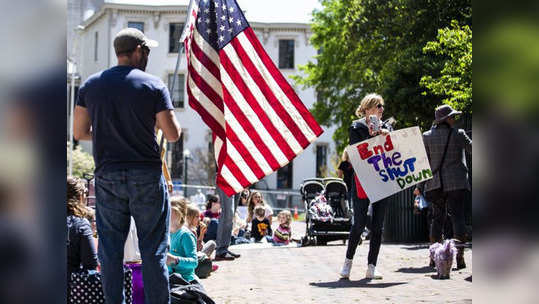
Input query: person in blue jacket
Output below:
<box><xmin>168</xmin><ymin>197</ymin><xmax>199</xmax><ymax>284</ymax></box>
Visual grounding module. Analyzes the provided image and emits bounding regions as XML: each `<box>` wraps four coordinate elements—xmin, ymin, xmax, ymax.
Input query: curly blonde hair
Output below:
<box><xmin>278</xmin><ymin>210</ymin><xmax>292</xmax><ymax>227</ymax></box>
<box><xmin>67</xmin><ymin>176</ymin><xmax>87</xmax><ymax>217</ymax></box>
<box><xmin>355</xmin><ymin>93</ymin><xmax>384</xmax><ymax>118</ymax></box>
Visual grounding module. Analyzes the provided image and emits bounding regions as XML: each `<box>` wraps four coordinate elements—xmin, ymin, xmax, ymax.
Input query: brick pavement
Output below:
<box><xmin>202</xmin><ymin>221</ymin><xmax>472</xmax><ymax>304</ymax></box>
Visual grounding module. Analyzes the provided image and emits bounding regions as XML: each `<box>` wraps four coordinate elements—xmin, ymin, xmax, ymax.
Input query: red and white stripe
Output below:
<box><xmin>184</xmin><ymin>4</ymin><xmax>323</xmax><ymax>196</ymax></box>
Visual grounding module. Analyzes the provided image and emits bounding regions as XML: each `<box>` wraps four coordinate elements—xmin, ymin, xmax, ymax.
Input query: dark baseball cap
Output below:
<box><xmin>113</xmin><ymin>28</ymin><xmax>158</xmax><ymax>54</ymax></box>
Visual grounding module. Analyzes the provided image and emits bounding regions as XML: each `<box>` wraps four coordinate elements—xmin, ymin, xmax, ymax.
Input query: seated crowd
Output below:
<box><xmin>67</xmin><ymin>177</ymin><xmax>296</xmax><ymax>302</ymax></box>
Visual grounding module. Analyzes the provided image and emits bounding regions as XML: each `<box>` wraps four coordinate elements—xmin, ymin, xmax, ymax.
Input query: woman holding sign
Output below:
<box><xmin>340</xmin><ymin>93</ymin><xmax>392</xmax><ymax>280</ymax></box>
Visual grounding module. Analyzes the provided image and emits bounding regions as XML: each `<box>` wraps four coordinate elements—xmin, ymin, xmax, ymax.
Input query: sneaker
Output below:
<box><xmin>339</xmin><ymin>258</ymin><xmax>353</xmax><ymax>279</ymax></box>
<box><xmin>211</xmin><ymin>264</ymin><xmax>219</xmax><ymax>272</ymax></box>
<box><xmin>227</xmin><ymin>250</ymin><xmax>241</xmax><ymax>258</ymax></box>
<box><xmin>214</xmin><ymin>252</ymin><xmax>235</xmax><ymax>261</ymax></box>
<box><xmin>365</xmin><ymin>264</ymin><xmax>382</xmax><ymax>279</ymax></box>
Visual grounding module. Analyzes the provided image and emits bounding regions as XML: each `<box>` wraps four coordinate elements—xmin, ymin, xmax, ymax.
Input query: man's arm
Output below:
<box><xmin>73</xmin><ymin>105</ymin><xmax>92</xmax><ymax>141</ymax></box>
<box><xmin>458</xmin><ymin>129</ymin><xmax>472</xmax><ymax>154</ymax></box>
<box><xmin>156</xmin><ymin>110</ymin><xmax>181</xmax><ymax>142</ymax></box>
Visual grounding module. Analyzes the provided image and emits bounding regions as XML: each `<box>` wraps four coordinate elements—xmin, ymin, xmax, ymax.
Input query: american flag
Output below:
<box><xmin>183</xmin><ymin>0</ymin><xmax>324</xmax><ymax>196</ymax></box>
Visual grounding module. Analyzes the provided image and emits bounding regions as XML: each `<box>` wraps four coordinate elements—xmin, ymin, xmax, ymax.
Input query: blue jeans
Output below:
<box><xmin>203</xmin><ymin>218</ymin><xmax>219</xmax><ymax>242</ymax></box>
<box><xmin>95</xmin><ymin>169</ymin><xmax>170</xmax><ymax>304</ymax></box>
<box><xmin>215</xmin><ymin>187</ymin><xmax>234</xmax><ymax>255</ymax></box>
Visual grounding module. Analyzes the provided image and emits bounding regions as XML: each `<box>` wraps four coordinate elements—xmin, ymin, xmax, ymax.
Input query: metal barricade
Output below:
<box><xmin>173</xmin><ymin>183</ymin><xmax>303</xmax><ymax>214</ymax></box>
<box><xmin>87</xmin><ymin>179</ymin><xmax>304</xmax><ymax>215</ymax></box>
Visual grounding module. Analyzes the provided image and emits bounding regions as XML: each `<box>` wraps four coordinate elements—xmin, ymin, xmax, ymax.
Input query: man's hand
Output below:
<box><xmin>156</xmin><ymin>110</ymin><xmax>181</xmax><ymax>142</ymax></box>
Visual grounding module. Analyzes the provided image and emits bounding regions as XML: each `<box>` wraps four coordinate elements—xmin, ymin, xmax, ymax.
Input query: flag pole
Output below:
<box><xmin>166</xmin><ymin>0</ymin><xmax>195</xmax><ymax>188</ymax></box>
<box><xmin>68</xmin><ymin>65</ymin><xmax>76</xmax><ymax>176</ymax></box>
<box><xmin>168</xmin><ymin>0</ymin><xmax>195</xmax><ymax>98</ymax></box>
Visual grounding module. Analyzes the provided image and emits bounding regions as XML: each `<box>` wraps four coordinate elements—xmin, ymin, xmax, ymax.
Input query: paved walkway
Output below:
<box><xmin>202</xmin><ymin>221</ymin><xmax>472</xmax><ymax>303</ymax></box>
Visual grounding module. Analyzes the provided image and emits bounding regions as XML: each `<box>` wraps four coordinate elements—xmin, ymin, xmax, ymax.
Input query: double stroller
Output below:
<box><xmin>299</xmin><ymin>178</ymin><xmax>352</xmax><ymax>246</ymax></box>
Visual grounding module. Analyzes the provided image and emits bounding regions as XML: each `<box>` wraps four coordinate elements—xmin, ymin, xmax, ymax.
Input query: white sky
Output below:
<box><xmin>105</xmin><ymin>0</ymin><xmax>323</xmax><ymax>23</ymax></box>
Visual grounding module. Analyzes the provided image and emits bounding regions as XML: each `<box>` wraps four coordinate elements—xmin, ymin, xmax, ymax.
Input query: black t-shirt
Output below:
<box><xmin>338</xmin><ymin>161</ymin><xmax>354</xmax><ymax>191</ymax></box>
<box><xmin>77</xmin><ymin>65</ymin><xmax>174</xmax><ymax>174</ymax></box>
<box><xmin>251</xmin><ymin>218</ymin><xmax>272</xmax><ymax>241</ymax></box>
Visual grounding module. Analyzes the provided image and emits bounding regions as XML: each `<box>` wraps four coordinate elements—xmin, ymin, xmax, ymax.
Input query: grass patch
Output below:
<box><xmin>293</xmin><ymin>212</ymin><xmax>306</xmax><ymax>222</ymax></box>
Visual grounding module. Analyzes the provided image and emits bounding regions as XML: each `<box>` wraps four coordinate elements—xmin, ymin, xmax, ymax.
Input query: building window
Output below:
<box><xmin>167</xmin><ymin>133</ymin><xmax>184</xmax><ymax>179</ymax></box>
<box><xmin>169</xmin><ymin>23</ymin><xmax>185</xmax><ymax>53</ymax></box>
<box><xmin>94</xmin><ymin>31</ymin><xmax>98</xmax><ymax>61</ymax></box>
<box><xmin>278</xmin><ymin>39</ymin><xmax>294</xmax><ymax>69</ymax></box>
<box><xmin>316</xmin><ymin>145</ymin><xmax>328</xmax><ymax>178</ymax></box>
<box><xmin>128</xmin><ymin>21</ymin><xmax>144</xmax><ymax>33</ymax></box>
<box><xmin>277</xmin><ymin>161</ymin><xmax>293</xmax><ymax>189</ymax></box>
<box><xmin>168</xmin><ymin>73</ymin><xmax>185</xmax><ymax>108</ymax></box>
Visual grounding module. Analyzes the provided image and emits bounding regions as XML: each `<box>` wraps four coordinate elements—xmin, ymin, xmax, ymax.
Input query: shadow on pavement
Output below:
<box><xmin>400</xmin><ymin>244</ymin><xmax>430</xmax><ymax>250</ymax></box>
<box><xmin>300</xmin><ymin>243</ymin><xmax>346</xmax><ymax>248</ymax></box>
<box><xmin>309</xmin><ymin>279</ymin><xmax>407</xmax><ymax>289</ymax></box>
<box><xmin>396</xmin><ymin>266</ymin><xmax>434</xmax><ymax>274</ymax></box>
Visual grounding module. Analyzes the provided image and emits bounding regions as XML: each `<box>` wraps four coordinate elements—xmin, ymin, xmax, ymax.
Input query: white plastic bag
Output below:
<box><xmin>123</xmin><ymin>217</ymin><xmax>141</xmax><ymax>262</ymax></box>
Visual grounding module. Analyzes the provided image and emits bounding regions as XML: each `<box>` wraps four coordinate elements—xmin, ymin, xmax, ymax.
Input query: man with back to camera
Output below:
<box><xmin>73</xmin><ymin>28</ymin><xmax>181</xmax><ymax>304</ymax></box>
<box><xmin>415</xmin><ymin>104</ymin><xmax>472</xmax><ymax>270</ymax></box>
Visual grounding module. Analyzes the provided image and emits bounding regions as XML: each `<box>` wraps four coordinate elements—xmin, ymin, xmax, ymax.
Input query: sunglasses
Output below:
<box><xmin>141</xmin><ymin>46</ymin><xmax>150</xmax><ymax>56</ymax></box>
<box><xmin>377</xmin><ymin>104</ymin><xmax>384</xmax><ymax>109</ymax></box>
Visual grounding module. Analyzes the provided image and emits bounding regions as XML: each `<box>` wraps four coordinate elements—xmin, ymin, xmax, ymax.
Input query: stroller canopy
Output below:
<box><xmin>300</xmin><ymin>178</ymin><xmax>325</xmax><ymax>201</ymax></box>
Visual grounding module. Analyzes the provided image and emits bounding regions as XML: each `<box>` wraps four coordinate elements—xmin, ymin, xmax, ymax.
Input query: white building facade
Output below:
<box><xmin>74</xmin><ymin>0</ymin><xmax>336</xmax><ymax>190</ymax></box>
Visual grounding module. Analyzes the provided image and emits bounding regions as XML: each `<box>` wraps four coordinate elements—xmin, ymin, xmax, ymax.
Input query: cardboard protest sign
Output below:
<box><xmin>345</xmin><ymin>126</ymin><xmax>432</xmax><ymax>203</ymax></box>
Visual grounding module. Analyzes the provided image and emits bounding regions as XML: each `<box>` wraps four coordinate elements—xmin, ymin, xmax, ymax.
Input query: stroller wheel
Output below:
<box><xmin>316</xmin><ymin>236</ymin><xmax>327</xmax><ymax>246</ymax></box>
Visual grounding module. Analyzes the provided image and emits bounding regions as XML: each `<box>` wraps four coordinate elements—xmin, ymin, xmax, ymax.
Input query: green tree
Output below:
<box><xmin>68</xmin><ymin>143</ymin><xmax>95</xmax><ymax>178</ymax></box>
<box><xmin>420</xmin><ymin>20</ymin><xmax>472</xmax><ymax>112</ymax></box>
<box><xmin>294</xmin><ymin>0</ymin><xmax>471</xmax><ymax>153</ymax></box>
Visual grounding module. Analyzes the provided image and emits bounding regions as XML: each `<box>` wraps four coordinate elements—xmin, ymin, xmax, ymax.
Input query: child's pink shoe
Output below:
<box><xmin>211</xmin><ymin>264</ymin><xmax>219</xmax><ymax>272</ymax></box>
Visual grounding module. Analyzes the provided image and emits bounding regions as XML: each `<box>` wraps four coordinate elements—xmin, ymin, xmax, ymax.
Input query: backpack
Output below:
<box><xmin>169</xmin><ymin>273</ymin><xmax>215</xmax><ymax>304</ymax></box>
<box><xmin>195</xmin><ymin>252</ymin><xmax>212</xmax><ymax>279</ymax></box>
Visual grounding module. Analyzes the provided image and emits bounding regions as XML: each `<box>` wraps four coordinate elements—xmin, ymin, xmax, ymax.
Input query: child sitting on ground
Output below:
<box><xmin>251</xmin><ymin>205</ymin><xmax>272</xmax><ymax>242</ymax></box>
<box><xmin>185</xmin><ymin>203</ymin><xmax>219</xmax><ymax>275</ymax></box>
<box><xmin>272</xmin><ymin>210</ymin><xmax>292</xmax><ymax>246</ymax></box>
<box><xmin>167</xmin><ymin>197</ymin><xmax>200</xmax><ymax>284</ymax></box>
<box><xmin>186</xmin><ymin>203</ymin><xmax>216</xmax><ymax>259</ymax></box>
<box><xmin>309</xmin><ymin>192</ymin><xmax>334</xmax><ymax>222</ymax></box>
<box><xmin>201</xmin><ymin>194</ymin><xmax>221</xmax><ymax>242</ymax></box>
<box><xmin>246</xmin><ymin>190</ymin><xmax>273</xmax><ymax>226</ymax></box>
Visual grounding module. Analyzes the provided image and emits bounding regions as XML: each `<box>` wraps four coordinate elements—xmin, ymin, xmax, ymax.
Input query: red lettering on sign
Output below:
<box><xmin>384</xmin><ymin>135</ymin><xmax>394</xmax><ymax>152</ymax></box>
<box><xmin>356</xmin><ymin>143</ymin><xmax>373</xmax><ymax>160</ymax></box>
